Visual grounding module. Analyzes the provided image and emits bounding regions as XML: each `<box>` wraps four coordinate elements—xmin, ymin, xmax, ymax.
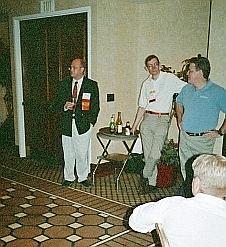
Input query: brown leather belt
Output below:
<box><xmin>146</xmin><ymin>110</ymin><xmax>169</xmax><ymax>116</ymax></box>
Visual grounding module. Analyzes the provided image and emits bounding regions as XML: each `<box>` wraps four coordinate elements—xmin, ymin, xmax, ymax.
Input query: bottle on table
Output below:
<box><xmin>109</xmin><ymin>114</ymin><xmax>115</xmax><ymax>133</ymax></box>
<box><xmin>115</xmin><ymin>112</ymin><xmax>123</xmax><ymax>134</ymax></box>
<box><xmin>125</xmin><ymin>121</ymin><xmax>131</xmax><ymax>136</ymax></box>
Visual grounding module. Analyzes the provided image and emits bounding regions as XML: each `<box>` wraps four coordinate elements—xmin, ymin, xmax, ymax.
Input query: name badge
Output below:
<box><xmin>82</xmin><ymin>93</ymin><xmax>91</xmax><ymax>111</ymax></box>
<box><xmin>149</xmin><ymin>90</ymin><xmax>156</xmax><ymax>103</ymax></box>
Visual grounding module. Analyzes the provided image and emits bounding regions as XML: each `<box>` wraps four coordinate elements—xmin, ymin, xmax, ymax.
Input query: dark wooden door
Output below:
<box><xmin>20</xmin><ymin>13</ymin><xmax>87</xmax><ymax>161</ymax></box>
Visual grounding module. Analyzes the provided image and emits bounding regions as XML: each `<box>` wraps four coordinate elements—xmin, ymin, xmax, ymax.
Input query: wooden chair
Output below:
<box><xmin>155</xmin><ymin>223</ymin><xmax>170</xmax><ymax>247</ymax></box>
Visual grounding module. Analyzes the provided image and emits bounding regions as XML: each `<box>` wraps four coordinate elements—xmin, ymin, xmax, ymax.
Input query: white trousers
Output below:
<box><xmin>62</xmin><ymin>120</ymin><xmax>92</xmax><ymax>182</ymax></box>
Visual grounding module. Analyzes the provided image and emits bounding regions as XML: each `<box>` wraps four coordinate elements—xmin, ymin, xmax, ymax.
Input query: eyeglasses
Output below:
<box><xmin>69</xmin><ymin>66</ymin><xmax>83</xmax><ymax>70</ymax></box>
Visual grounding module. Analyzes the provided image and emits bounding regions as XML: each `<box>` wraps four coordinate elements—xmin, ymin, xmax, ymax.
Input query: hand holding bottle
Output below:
<box><xmin>64</xmin><ymin>101</ymin><xmax>75</xmax><ymax>111</ymax></box>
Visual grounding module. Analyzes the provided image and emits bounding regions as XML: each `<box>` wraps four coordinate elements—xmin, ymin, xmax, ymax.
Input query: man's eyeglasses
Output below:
<box><xmin>68</xmin><ymin>66</ymin><xmax>82</xmax><ymax>70</ymax></box>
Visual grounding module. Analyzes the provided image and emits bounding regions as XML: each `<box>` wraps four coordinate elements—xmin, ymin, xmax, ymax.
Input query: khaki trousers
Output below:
<box><xmin>140</xmin><ymin>114</ymin><xmax>170</xmax><ymax>186</ymax></box>
<box><xmin>179</xmin><ymin>130</ymin><xmax>215</xmax><ymax>179</ymax></box>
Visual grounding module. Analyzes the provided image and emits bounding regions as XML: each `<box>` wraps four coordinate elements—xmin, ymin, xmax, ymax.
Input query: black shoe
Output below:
<box><xmin>148</xmin><ymin>185</ymin><xmax>158</xmax><ymax>193</ymax></box>
<box><xmin>139</xmin><ymin>184</ymin><xmax>158</xmax><ymax>194</ymax></box>
<box><xmin>175</xmin><ymin>185</ymin><xmax>186</xmax><ymax>197</ymax></box>
<box><xmin>138</xmin><ymin>177</ymin><xmax>149</xmax><ymax>194</ymax></box>
<box><xmin>79</xmin><ymin>179</ymin><xmax>92</xmax><ymax>188</ymax></box>
<box><xmin>62</xmin><ymin>180</ymin><xmax>73</xmax><ymax>187</ymax></box>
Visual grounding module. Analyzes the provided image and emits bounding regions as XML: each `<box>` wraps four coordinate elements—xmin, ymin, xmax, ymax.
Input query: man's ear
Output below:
<box><xmin>192</xmin><ymin>176</ymin><xmax>201</xmax><ymax>195</ymax></box>
<box><xmin>198</xmin><ymin>70</ymin><xmax>204</xmax><ymax>79</ymax></box>
<box><xmin>81</xmin><ymin>67</ymin><xmax>85</xmax><ymax>74</ymax></box>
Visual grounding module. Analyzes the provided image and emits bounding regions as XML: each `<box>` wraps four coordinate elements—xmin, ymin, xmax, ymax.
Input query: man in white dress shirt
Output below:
<box><xmin>131</xmin><ymin>55</ymin><xmax>186</xmax><ymax>192</ymax></box>
<box><xmin>129</xmin><ymin>154</ymin><xmax>226</xmax><ymax>247</ymax></box>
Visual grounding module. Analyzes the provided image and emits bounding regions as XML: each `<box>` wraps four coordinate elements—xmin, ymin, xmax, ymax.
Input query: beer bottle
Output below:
<box><xmin>125</xmin><ymin>121</ymin><xmax>131</xmax><ymax>136</ymax></box>
<box><xmin>109</xmin><ymin>114</ymin><xmax>115</xmax><ymax>133</ymax></box>
<box><xmin>115</xmin><ymin>112</ymin><xmax>123</xmax><ymax>134</ymax></box>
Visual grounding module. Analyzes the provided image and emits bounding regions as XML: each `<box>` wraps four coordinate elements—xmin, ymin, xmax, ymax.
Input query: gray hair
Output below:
<box><xmin>192</xmin><ymin>154</ymin><xmax>226</xmax><ymax>190</ymax></box>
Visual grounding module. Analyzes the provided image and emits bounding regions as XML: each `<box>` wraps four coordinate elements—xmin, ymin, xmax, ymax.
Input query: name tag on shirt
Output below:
<box><xmin>149</xmin><ymin>90</ymin><xmax>156</xmax><ymax>103</ymax></box>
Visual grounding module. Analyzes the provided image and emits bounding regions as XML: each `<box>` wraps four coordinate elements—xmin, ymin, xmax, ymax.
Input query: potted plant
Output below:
<box><xmin>156</xmin><ymin>139</ymin><xmax>179</xmax><ymax>188</ymax></box>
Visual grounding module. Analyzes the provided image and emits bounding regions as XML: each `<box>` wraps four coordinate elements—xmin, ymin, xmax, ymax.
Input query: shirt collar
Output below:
<box><xmin>193</xmin><ymin>80</ymin><xmax>213</xmax><ymax>92</ymax></box>
<box><xmin>72</xmin><ymin>76</ymin><xmax>84</xmax><ymax>86</ymax></box>
<box><xmin>195</xmin><ymin>193</ymin><xmax>226</xmax><ymax>208</ymax></box>
<box><xmin>148</xmin><ymin>71</ymin><xmax>163</xmax><ymax>82</ymax></box>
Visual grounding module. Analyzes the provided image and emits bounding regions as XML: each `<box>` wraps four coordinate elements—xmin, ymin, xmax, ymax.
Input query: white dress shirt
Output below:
<box><xmin>72</xmin><ymin>76</ymin><xmax>83</xmax><ymax>99</ymax></box>
<box><xmin>64</xmin><ymin>77</ymin><xmax>84</xmax><ymax>112</ymax></box>
<box><xmin>138</xmin><ymin>71</ymin><xmax>186</xmax><ymax>113</ymax></box>
<box><xmin>129</xmin><ymin>193</ymin><xmax>226</xmax><ymax>247</ymax></box>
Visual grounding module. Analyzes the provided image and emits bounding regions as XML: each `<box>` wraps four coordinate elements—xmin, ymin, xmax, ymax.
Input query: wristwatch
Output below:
<box><xmin>217</xmin><ymin>129</ymin><xmax>224</xmax><ymax>136</ymax></box>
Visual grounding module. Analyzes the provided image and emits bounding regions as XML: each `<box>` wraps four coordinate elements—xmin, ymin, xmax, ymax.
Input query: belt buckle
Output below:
<box><xmin>158</xmin><ymin>113</ymin><xmax>161</xmax><ymax>118</ymax></box>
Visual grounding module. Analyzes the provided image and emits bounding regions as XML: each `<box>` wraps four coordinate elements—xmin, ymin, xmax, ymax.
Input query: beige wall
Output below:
<box><xmin>209</xmin><ymin>0</ymin><xmax>226</xmax><ymax>87</ymax></box>
<box><xmin>128</xmin><ymin>0</ymin><xmax>210</xmax><ymax>148</ymax></box>
<box><xmin>92</xmin><ymin>0</ymin><xmax>210</xmax><ymax>158</ymax></box>
<box><xmin>209</xmin><ymin>0</ymin><xmax>226</xmax><ymax>153</ymax></box>
<box><xmin>1</xmin><ymin>0</ymin><xmax>225</xmax><ymax>160</ymax></box>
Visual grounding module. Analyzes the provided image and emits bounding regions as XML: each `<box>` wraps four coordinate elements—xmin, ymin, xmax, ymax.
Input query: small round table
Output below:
<box><xmin>93</xmin><ymin>127</ymin><xmax>139</xmax><ymax>191</ymax></box>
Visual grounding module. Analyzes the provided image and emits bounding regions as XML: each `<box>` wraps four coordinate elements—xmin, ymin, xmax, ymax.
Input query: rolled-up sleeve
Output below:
<box><xmin>138</xmin><ymin>83</ymin><xmax>148</xmax><ymax>109</ymax></box>
<box><xmin>129</xmin><ymin>202</ymin><xmax>156</xmax><ymax>233</ymax></box>
<box><xmin>176</xmin><ymin>88</ymin><xmax>184</xmax><ymax>106</ymax></box>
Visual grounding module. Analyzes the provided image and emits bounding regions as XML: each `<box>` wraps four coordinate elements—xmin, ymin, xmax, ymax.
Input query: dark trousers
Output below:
<box><xmin>177</xmin><ymin>154</ymin><xmax>200</xmax><ymax>198</ymax></box>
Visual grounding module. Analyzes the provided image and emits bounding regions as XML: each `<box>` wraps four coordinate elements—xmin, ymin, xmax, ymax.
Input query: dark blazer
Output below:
<box><xmin>51</xmin><ymin>77</ymin><xmax>100</xmax><ymax>136</ymax></box>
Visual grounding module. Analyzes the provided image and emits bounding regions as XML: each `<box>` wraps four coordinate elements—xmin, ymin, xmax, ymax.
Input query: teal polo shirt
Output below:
<box><xmin>176</xmin><ymin>80</ymin><xmax>226</xmax><ymax>133</ymax></box>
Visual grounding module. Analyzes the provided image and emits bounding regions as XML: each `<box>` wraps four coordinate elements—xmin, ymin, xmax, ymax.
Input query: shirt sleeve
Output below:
<box><xmin>176</xmin><ymin>86</ymin><xmax>185</xmax><ymax>105</ymax></box>
<box><xmin>218</xmin><ymin>87</ymin><xmax>226</xmax><ymax>113</ymax></box>
<box><xmin>138</xmin><ymin>81</ymin><xmax>148</xmax><ymax>108</ymax></box>
<box><xmin>129</xmin><ymin>196</ymin><xmax>185</xmax><ymax>233</ymax></box>
<box><xmin>171</xmin><ymin>74</ymin><xmax>187</xmax><ymax>93</ymax></box>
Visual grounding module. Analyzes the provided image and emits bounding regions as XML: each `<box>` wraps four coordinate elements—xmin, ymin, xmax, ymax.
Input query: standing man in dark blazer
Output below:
<box><xmin>51</xmin><ymin>58</ymin><xmax>100</xmax><ymax>187</ymax></box>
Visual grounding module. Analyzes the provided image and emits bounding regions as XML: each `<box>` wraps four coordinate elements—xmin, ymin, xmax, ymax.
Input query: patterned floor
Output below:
<box><xmin>0</xmin><ymin>149</ymin><xmax>181</xmax><ymax>246</ymax></box>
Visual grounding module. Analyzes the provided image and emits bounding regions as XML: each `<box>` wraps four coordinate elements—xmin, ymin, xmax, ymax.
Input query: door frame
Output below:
<box><xmin>13</xmin><ymin>6</ymin><xmax>91</xmax><ymax>157</ymax></box>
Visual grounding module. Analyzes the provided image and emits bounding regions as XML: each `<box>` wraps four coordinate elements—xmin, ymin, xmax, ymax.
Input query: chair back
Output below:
<box><xmin>155</xmin><ymin>223</ymin><xmax>170</xmax><ymax>247</ymax></box>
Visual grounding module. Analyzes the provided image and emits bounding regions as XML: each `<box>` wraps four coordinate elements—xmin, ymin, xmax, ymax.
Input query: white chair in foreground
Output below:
<box><xmin>155</xmin><ymin>223</ymin><xmax>170</xmax><ymax>247</ymax></box>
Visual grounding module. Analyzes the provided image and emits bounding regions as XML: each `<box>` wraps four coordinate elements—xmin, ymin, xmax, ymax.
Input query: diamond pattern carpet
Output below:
<box><xmin>0</xmin><ymin>149</ymin><xmax>181</xmax><ymax>246</ymax></box>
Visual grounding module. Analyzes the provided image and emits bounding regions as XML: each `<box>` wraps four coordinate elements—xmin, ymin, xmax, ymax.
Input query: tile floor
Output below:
<box><xmin>0</xmin><ymin>176</ymin><xmax>153</xmax><ymax>247</ymax></box>
<box><xmin>0</xmin><ymin>149</ymin><xmax>180</xmax><ymax>246</ymax></box>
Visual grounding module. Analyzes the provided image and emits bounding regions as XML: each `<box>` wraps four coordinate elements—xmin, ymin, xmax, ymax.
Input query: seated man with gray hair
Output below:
<box><xmin>129</xmin><ymin>154</ymin><xmax>226</xmax><ymax>247</ymax></box>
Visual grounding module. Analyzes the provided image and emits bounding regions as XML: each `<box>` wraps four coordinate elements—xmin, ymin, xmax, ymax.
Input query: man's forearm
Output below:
<box><xmin>132</xmin><ymin>107</ymin><xmax>146</xmax><ymax>131</ymax></box>
<box><xmin>218</xmin><ymin>118</ymin><xmax>226</xmax><ymax>135</ymax></box>
<box><xmin>175</xmin><ymin>104</ymin><xmax>184</xmax><ymax>129</ymax></box>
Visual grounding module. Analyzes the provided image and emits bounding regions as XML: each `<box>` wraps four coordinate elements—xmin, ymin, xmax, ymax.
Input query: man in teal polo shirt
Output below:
<box><xmin>176</xmin><ymin>55</ymin><xmax>226</xmax><ymax>186</ymax></box>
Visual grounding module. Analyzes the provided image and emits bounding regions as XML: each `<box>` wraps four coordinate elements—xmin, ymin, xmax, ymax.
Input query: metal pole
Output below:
<box><xmin>206</xmin><ymin>0</ymin><xmax>212</xmax><ymax>58</ymax></box>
